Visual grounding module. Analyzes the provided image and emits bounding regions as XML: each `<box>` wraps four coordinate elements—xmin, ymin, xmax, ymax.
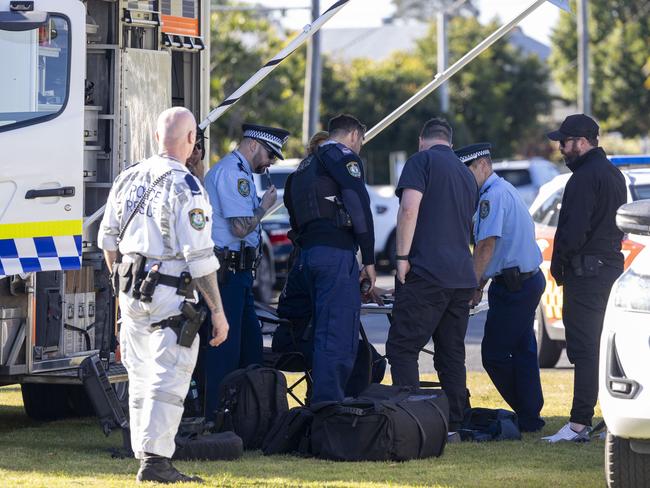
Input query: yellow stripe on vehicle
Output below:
<box><xmin>0</xmin><ymin>220</ymin><xmax>83</xmax><ymax>239</ymax></box>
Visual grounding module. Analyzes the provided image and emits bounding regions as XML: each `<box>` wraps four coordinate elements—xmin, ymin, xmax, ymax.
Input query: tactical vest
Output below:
<box><xmin>290</xmin><ymin>150</ymin><xmax>344</xmax><ymax>229</ymax></box>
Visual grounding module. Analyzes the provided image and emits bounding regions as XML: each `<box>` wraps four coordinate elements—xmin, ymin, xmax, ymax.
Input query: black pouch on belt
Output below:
<box><xmin>579</xmin><ymin>255</ymin><xmax>602</xmax><ymax>277</ymax></box>
<box><xmin>501</xmin><ymin>266</ymin><xmax>522</xmax><ymax>292</ymax></box>
<box><xmin>117</xmin><ymin>262</ymin><xmax>134</xmax><ymax>293</ymax></box>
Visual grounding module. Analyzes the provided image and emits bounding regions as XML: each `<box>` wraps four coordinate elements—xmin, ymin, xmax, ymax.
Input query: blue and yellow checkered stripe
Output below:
<box><xmin>0</xmin><ymin>220</ymin><xmax>83</xmax><ymax>277</ymax></box>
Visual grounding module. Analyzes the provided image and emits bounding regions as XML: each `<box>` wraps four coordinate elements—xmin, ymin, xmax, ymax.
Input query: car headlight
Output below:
<box><xmin>613</xmin><ymin>268</ymin><xmax>650</xmax><ymax>313</ymax></box>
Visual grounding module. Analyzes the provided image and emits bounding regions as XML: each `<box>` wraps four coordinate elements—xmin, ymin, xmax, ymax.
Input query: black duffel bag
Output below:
<box><xmin>310</xmin><ymin>387</ymin><xmax>449</xmax><ymax>462</ymax></box>
<box><xmin>215</xmin><ymin>365</ymin><xmax>289</xmax><ymax>449</ymax></box>
<box><xmin>458</xmin><ymin>407</ymin><xmax>521</xmax><ymax>442</ymax></box>
<box><xmin>261</xmin><ymin>406</ymin><xmax>314</xmax><ymax>456</ymax></box>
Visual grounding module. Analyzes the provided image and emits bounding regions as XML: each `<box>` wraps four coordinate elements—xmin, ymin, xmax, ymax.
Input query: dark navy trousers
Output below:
<box><xmin>203</xmin><ymin>270</ymin><xmax>262</xmax><ymax>420</ymax></box>
<box><xmin>482</xmin><ymin>270</ymin><xmax>546</xmax><ymax>432</ymax></box>
<box><xmin>300</xmin><ymin>246</ymin><xmax>360</xmax><ymax>404</ymax></box>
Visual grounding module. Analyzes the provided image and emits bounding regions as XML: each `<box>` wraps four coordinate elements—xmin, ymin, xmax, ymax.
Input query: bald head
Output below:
<box><xmin>155</xmin><ymin>107</ymin><xmax>196</xmax><ymax>162</ymax></box>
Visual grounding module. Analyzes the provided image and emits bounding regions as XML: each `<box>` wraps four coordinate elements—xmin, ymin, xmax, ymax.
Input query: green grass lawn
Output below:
<box><xmin>0</xmin><ymin>371</ymin><xmax>605</xmax><ymax>488</ymax></box>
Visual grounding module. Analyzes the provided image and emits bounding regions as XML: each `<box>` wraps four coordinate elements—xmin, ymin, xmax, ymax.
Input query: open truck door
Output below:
<box><xmin>0</xmin><ymin>0</ymin><xmax>85</xmax><ymax>277</ymax></box>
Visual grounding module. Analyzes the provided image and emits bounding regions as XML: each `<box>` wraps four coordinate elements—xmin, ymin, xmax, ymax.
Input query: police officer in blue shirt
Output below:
<box><xmin>457</xmin><ymin>143</ymin><xmax>546</xmax><ymax>432</ymax></box>
<box><xmin>284</xmin><ymin>114</ymin><xmax>376</xmax><ymax>404</ymax></box>
<box><xmin>203</xmin><ymin>123</ymin><xmax>289</xmax><ymax>419</ymax></box>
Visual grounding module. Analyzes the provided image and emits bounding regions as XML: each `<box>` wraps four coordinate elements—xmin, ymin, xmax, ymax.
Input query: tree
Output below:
<box><xmin>549</xmin><ymin>1</ymin><xmax>650</xmax><ymax>137</ymax></box>
<box><xmin>209</xmin><ymin>6</ymin><xmax>306</xmax><ymax>158</ymax></box>
<box><xmin>391</xmin><ymin>0</ymin><xmax>479</xmax><ymax>21</ymax></box>
<box><xmin>416</xmin><ymin>16</ymin><xmax>551</xmax><ymax>158</ymax></box>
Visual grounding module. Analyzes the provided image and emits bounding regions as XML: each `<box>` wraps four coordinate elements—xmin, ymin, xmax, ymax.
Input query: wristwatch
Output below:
<box><xmin>396</xmin><ymin>255</ymin><xmax>409</xmax><ymax>261</ymax></box>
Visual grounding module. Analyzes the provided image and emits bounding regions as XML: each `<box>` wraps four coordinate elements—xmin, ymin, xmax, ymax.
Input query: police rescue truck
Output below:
<box><xmin>0</xmin><ymin>0</ymin><xmax>211</xmax><ymax>426</ymax></box>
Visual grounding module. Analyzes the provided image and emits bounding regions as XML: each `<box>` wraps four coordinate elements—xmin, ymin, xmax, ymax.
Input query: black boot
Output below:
<box><xmin>136</xmin><ymin>454</ymin><xmax>204</xmax><ymax>484</ymax></box>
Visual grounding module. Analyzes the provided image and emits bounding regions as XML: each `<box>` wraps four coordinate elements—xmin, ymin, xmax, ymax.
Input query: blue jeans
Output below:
<box><xmin>301</xmin><ymin>246</ymin><xmax>360</xmax><ymax>404</ymax></box>
<box><xmin>482</xmin><ymin>270</ymin><xmax>546</xmax><ymax>431</ymax></box>
<box><xmin>203</xmin><ymin>270</ymin><xmax>262</xmax><ymax>420</ymax></box>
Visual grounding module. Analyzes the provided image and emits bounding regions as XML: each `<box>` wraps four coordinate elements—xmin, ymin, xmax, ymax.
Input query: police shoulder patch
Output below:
<box><xmin>479</xmin><ymin>200</ymin><xmax>490</xmax><ymax>219</ymax></box>
<box><xmin>189</xmin><ymin>208</ymin><xmax>206</xmax><ymax>230</ymax></box>
<box><xmin>237</xmin><ymin>178</ymin><xmax>251</xmax><ymax>197</ymax></box>
<box><xmin>346</xmin><ymin>161</ymin><xmax>361</xmax><ymax>178</ymax></box>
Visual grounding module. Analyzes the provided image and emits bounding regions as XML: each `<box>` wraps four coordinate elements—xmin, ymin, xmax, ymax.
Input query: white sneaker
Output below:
<box><xmin>542</xmin><ymin>423</ymin><xmax>591</xmax><ymax>443</ymax></box>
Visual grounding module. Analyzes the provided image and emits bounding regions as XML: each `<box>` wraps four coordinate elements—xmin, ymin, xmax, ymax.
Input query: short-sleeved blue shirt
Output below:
<box><xmin>396</xmin><ymin>145</ymin><xmax>478</xmax><ymax>288</ymax></box>
<box><xmin>205</xmin><ymin>150</ymin><xmax>261</xmax><ymax>249</ymax></box>
<box><xmin>473</xmin><ymin>172</ymin><xmax>542</xmax><ymax>279</ymax></box>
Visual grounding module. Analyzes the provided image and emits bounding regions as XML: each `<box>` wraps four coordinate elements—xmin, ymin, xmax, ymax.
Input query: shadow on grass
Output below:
<box><xmin>0</xmin><ymin>410</ymin><xmax>605</xmax><ymax>488</ymax></box>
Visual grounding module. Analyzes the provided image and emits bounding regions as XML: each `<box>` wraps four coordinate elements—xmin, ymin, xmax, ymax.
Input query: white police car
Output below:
<box><xmin>529</xmin><ymin>156</ymin><xmax>650</xmax><ymax>367</ymax></box>
<box><xmin>492</xmin><ymin>158</ymin><xmax>560</xmax><ymax>207</ymax></box>
<box><xmin>600</xmin><ymin>199</ymin><xmax>650</xmax><ymax>487</ymax></box>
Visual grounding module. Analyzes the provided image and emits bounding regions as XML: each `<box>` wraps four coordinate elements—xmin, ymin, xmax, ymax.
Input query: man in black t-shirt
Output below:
<box><xmin>386</xmin><ymin>118</ymin><xmax>478</xmax><ymax>431</ymax></box>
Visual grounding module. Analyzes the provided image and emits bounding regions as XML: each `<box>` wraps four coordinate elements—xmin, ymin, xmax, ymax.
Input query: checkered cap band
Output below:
<box><xmin>243</xmin><ymin>129</ymin><xmax>287</xmax><ymax>150</ymax></box>
<box><xmin>459</xmin><ymin>149</ymin><xmax>491</xmax><ymax>164</ymax></box>
<box><xmin>0</xmin><ymin>235</ymin><xmax>82</xmax><ymax>277</ymax></box>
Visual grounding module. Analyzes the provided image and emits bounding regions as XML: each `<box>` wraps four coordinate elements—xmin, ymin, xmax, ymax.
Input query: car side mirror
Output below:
<box><xmin>616</xmin><ymin>200</ymin><xmax>650</xmax><ymax>236</ymax></box>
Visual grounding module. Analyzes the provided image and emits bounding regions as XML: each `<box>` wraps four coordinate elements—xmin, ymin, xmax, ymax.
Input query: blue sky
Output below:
<box><xmin>254</xmin><ymin>0</ymin><xmax>561</xmax><ymax>44</ymax></box>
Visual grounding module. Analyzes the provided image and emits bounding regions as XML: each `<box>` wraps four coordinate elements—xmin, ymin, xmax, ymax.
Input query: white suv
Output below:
<box><xmin>492</xmin><ymin>158</ymin><xmax>560</xmax><ymax>207</ymax></box>
<box><xmin>600</xmin><ymin>200</ymin><xmax>650</xmax><ymax>487</ymax></box>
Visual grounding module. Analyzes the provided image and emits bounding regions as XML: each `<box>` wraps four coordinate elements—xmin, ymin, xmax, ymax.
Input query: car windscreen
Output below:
<box><xmin>632</xmin><ymin>184</ymin><xmax>650</xmax><ymax>201</ymax></box>
<box><xmin>494</xmin><ymin>169</ymin><xmax>533</xmax><ymax>187</ymax></box>
<box><xmin>0</xmin><ymin>14</ymin><xmax>70</xmax><ymax>132</ymax></box>
<box><xmin>259</xmin><ymin>172</ymin><xmax>291</xmax><ymax>191</ymax></box>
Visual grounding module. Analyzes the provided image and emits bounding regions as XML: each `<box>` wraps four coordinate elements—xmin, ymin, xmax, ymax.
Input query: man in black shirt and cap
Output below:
<box><xmin>542</xmin><ymin>114</ymin><xmax>626</xmax><ymax>443</ymax></box>
<box><xmin>385</xmin><ymin>118</ymin><xmax>478</xmax><ymax>431</ymax></box>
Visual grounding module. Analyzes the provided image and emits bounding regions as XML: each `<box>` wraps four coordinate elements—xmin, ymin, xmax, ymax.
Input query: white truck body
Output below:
<box><xmin>0</xmin><ymin>0</ymin><xmax>210</xmax><ymax>417</ymax></box>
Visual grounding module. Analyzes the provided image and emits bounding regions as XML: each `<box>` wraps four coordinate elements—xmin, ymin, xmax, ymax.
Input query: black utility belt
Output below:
<box><xmin>112</xmin><ymin>255</ymin><xmax>192</xmax><ymax>302</ymax></box>
<box><xmin>214</xmin><ymin>247</ymin><xmax>259</xmax><ymax>271</ymax></box>
<box><xmin>493</xmin><ymin>267</ymin><xmax>539</xmax><ymax>292</ymax></box>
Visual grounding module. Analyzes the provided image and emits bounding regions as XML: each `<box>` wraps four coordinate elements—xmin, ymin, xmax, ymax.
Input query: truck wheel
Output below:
<box><xmin>606</xmin><ymin>432</ymin><xmax>650</xmax><ymax>488</ymax></box>
<box><xmin>21</xmin><ymin>383</ymin><xmax>72</xmax><ymax>421</ymax></box>
<box><xmin>535</xmin><ymin>306</ymin><xmax>562</xmax><ymax>368</ymax></box>
<box><xmin>253</xmin><ymin>251</ymin><xmax>274</xmax><ymax>304</ymax></box>
<box><xmin>66</xmin><ymin>385</ymin><xmax>96</xmax><ymax>417</ymax></box>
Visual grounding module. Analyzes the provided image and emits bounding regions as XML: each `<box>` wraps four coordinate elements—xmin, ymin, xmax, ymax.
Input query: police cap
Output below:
<box><xmin>455</xmin><ymin>142</ymin><xmax>492</xmax><ymax>166</ymax></box>
<box><xmin>242</xmin><ymin>123</ymin><xmax>290</xmax><ymax>160</ymax></box>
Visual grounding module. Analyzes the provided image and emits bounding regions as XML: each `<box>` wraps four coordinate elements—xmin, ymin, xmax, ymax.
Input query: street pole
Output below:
<box><xmin>577</xmin><ymin>0</ymin><xmax>590</xmax><ymax>115</ymax></box>
<box><xmin>303</xmin><ymin>0</ymin><xmax>322</xmax><ymax>145</ymax></box>
<box><xmin>437</xmin><ymin>10</ymin><xmax>449</xmax><ymax>113</ymax></box>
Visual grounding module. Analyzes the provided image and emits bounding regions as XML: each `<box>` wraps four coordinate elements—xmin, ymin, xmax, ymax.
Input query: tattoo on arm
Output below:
<box><xmin>229</xmin><ymin>207</ymin><xmax>266</xmax><ymax>238</ymax></box>
<box><xmin>194</xmin><ymin>272</ymin><xmax>224</xmax><ymax>314</ymax></box>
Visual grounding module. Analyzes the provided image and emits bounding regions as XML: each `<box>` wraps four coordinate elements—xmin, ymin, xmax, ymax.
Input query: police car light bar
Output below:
<box><xmin>609</xmin><ymin>155</ymin><xmax>650</xmax><ymax>166</ymax></box>
<box><xmin>365</xmin><ymin>0</ymin><xmax>570</xmax><ymax>143</ymax></box>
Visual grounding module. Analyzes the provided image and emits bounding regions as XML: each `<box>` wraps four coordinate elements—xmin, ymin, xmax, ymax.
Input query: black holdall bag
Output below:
<box><xmin>261</xmin><ymin>406</ymin><xmax>314</xmax><ymax>456</ymax></box>
<box><xmin>310</xmin><ymin>385</ymin><xmax>449</xmax><ymax>462</ymax></box>
<box><xmin>215</xmin><ymin>365</ymin><xmax>289</xmax><ymax>449</ymax></box>
<box><xmin>458</xmin><ymin>407</ymin><xmax>521</xmax><ymax>442</ymax></box>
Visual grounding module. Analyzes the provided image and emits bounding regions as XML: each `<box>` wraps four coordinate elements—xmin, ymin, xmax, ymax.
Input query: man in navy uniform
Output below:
<box><xmin>203</xmin><ymin>124</ymin><xmax>289</xmax><ymax>418</ymax></box>
<box><xmin>386</xmin><ymin>118</ymin><xmax>478</xmax><ymax>431</ymax></box>
<box><xmin>284</xmin><ymin>114</ymin><xmax>376</xmax><ymax>404</ymax></box>
<box><xmin>457</xmin><ymin>143</ymin><xmax>546</xmax><ymax>432</ymax></box>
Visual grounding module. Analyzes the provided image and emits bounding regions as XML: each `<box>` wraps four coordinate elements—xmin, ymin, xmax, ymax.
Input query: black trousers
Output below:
<box><xmin>562</xmin><ymin>264</ymin><xmax>622</xmax><ymax>426</ymax></box>
<box><xmin>386</xmin><ymin>271</ymin><xmax>473</xmax><ymax>430</ymax></box>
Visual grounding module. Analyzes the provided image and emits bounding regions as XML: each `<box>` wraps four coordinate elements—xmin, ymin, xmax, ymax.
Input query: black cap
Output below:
<box><xmin>455</xmin><ymin>142</ymin><xmax>492</xmax><ymax>166</ymax></box>
<box><xmin>547</xmin><ymin>114</ymin><xmax>599</xmax><ymax>141</ymax></box>
<box><xmin>242</xmin><ymin>124</ymin><xmax>290</xmax><ymax>160</ymax></box>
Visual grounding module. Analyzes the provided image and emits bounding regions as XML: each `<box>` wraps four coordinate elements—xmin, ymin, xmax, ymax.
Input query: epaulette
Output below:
<box><xmin>184</xmin><ymin>173</ymin><xmax>202</xmax><ymax>196</ymax></box>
